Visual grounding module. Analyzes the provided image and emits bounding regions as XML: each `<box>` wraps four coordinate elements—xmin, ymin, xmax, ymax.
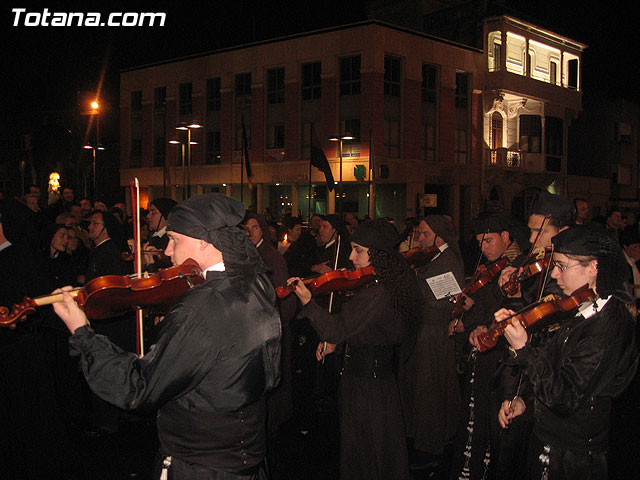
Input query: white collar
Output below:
<box><xmin>255</xmin><ymin>238</ymin><xmax>264</xmax><ymax>249</ymax></box>
<box><xmin>324</xmin><ymin>238</ymin><xmax>336</xmax><ymax>249</ymax></box>
<box><xmin>152</xmin><ymin>226</ymin><xmax>167</xmax><ymax>238</ymax></box>
<box><xmin>94</xmin><ymin>237</ymin><xmax>110</xmax><ymax>248</ymax></box>
<box><xmin>577</xmin><ymin>295</ymin><xmax>610</xmax><ymax>319</ymax></box>
<box><xmin>202</xmin><ymin>262</ymin><xmax>226</xmax><ymax>277</ymax></box>
<box><xmin>430</xmin><ymin>242</ymin><xmax>448</xmax><ymax>261</ymax></box>
<box><xmin>0</xmin><ymin>240</ymin><xmax>11</xmax><ymax>253</ymax></box>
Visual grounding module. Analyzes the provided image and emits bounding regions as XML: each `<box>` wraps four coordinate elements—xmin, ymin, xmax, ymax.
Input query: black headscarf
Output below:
<box><xmin>350</xmin><ymin>218</ymin><xmax>399</xmax><ymax>252</ymax></box>
<box><xmin>167</xmin><ymin>193</ymin><xmax>267</xmax><ymax>300</ymax></box>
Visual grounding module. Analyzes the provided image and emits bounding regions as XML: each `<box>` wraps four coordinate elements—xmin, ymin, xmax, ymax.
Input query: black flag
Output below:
<box><xmin>310</xmin><ymin>125</ymin><xmax>334</xmax><ymax>191</ymax></box>
<box><xmin>241</xmin><ymin>115</ymin><xmax>253</xmax><ymax>188</ymax></box>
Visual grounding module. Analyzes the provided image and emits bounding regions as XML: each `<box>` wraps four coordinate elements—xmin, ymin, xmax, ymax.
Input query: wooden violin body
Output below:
<box><xmin>276</xmin><ymin>265</ymin><xmax>376</xmax><ymax>299</ymax></box>
<box><xmin>0</xmin><ymin>259</ymin><xmax>204</xmax><ymax>328</ymax></box>
<box><xmin>477</xmin><ymin>285</ymin><xmax>597</xmax><ymax>352</ymax></box>
<box><xmin>501</xmin><ymin>249</ymin><xmax>552</xmax><ymax>296</ymax></box>
<box><xmin>450</xmin><ymin>256</ymin><xmax>510</xmax><ymax>320</ymax></box>
<box><xmin>401</xmin><ymin>245</ymin><xmax>440</xmax><ymax>268</ymax></box>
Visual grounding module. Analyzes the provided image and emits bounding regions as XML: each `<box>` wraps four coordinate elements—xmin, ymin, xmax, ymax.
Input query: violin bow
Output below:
<box><xmin>129</xmin><ymin>178</ymin><xmax>145</xmax><ymax>357</ymax></box>
<box><xmin>452</xmin><ymin>231</ymin><xmax>486</xmax><ymax>330</ymax></box>
<box><xmin>324</xmin><ymin>232</ymin><xmax>341</xmax><ymax>364</ymax></box>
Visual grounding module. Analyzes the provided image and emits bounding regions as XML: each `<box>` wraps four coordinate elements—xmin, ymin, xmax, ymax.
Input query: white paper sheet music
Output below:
<box><xmin>425</xmin><ymin>272</ymin><xmax>462</xmax><ymax>300</ymax></box>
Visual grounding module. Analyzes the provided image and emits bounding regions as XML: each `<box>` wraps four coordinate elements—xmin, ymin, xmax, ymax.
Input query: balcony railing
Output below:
<box><xmin>488</xmin><ymin>148</ymin><xmax>521</xmax><ymax>168</ymax></box>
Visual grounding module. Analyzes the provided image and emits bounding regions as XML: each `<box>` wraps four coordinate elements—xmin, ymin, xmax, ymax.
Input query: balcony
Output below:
<box><xmin>488</xmin><ymin>148</ymin><xmax>521</xmax><ymax>168</ymax></box>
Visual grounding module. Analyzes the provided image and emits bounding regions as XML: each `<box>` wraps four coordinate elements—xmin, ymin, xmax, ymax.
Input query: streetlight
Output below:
<box><xmin>83</xmin><ymin>142</ymin><xmax>105</xmax><ymax>197</ymax></box>
<box><xmin>176</xmin><ymin>122</ymin><xmax>202</xmax><ymax>198</ymax></box>
<box><xmin>329</xmin><ymin>133</ymin><xmax>354</xmax><ymax>214</ymax></box>
<box><xmin>169</xmin><ymin>136</ymin><xmax>199</xmax><ymax>200</ymax></box>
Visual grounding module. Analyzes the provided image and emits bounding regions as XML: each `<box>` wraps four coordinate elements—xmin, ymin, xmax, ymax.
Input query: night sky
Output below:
<box><xmin>2</xmin><ymin>1</ymin><xmax>638</xmax><ymax>116</ymax></box>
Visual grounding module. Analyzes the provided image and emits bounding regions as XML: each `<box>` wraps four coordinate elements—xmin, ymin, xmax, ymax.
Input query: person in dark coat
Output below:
<box><xmin>288</xmin><ymin>219</ymin><xmax>422</xmax><ymax>480</ymax></box>
<box><xmin>399</xmin><ymin>215</ymin><xmax>464</xmax><ymax>463</ymax></box>
<box><xmin>496</xmin><ymin>225</ymin><xmax>637</xmax><ymax>479</ymax></box>
<box><xmin>52</xmin><ymin>193</ymin><xmax>281</xmax><ymax>480</ymax></box>
<box><xmin>144</xmin><ymin>197</ymin><xmax>177</xmax><ymax>271</ymax></box>
<box><xmin>243</xmin><ymin>213</ymin><xmax>296</xmax><ymax>445</ymax></box>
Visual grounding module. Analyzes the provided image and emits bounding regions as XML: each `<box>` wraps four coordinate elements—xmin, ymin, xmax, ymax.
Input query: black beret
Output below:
<box><xmin>350</xmin><ymin>218</ymin><xmax>399</xmax><ymax>251</ymax></box>
<box><xmin>151</xmin><ymin>197</ymin><xmax>177</xmax><ymax>221</ymax></box>
<box><xmin>529</xmin><ymin>191</ymin><xmax>574</xmax><ymax>227</ymax></box>
<box><xmin>422</xmin><ymin>215</ymin><xmax>458</xmax><ymax>246</ymax></box>
<box><xmin>552</xmin><ymin>224</ymin><xmax>629</xmax><ymax>299</ymax></box>
<box><xmin>167</xmin><ymin>193</ymin><xmax>245</xmax><ymax>244</ymax></box>
<box><xmin>469</xmin><ymin>212</ymin><xmax>511</xmax><ymax>235</ymax></box>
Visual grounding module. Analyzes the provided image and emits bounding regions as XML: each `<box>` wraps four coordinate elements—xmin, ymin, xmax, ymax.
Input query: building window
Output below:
<box><xmin>384</xmin><ymin>55</ymin><xmax>401</xmax><ymax>97</ymax></box>
<box><xmin>153</xmin><ymin>137</ymin><xmax>165</xmax><ymax>167</ymax></box>
<box><xmin>384</xmin><ymin>118</ymin><xmax>400</xmax><ymax>157</ymax></box>
<box><xmin>422</xmin><ymin>124</ymin><xmax>435</xmax><ymax>161</ymax></box>
<box><xmin>488</xmin><ymin>31</ymin><xmax>502</xmax><ymax>72</ymax></box>
<box><xmin>235</xmin><ymin>72</ymin><xmax>252</xmax><ymax>97</ymax></box>
<box><xmin>267</xmin><ymin>124</ymin><xmax>285</xmax><ymax>149</ymax></box>
<box><xmin>550</xmin><ymin>62</ymin><xmax>558</xmax><ymax>85</ymax></box>
<box><xmin>154</xmin><ymin>87</ymin><xmax>166</xmax><ymax>112</ymax></box>
<box><xmin>302</xmin><ymin>62</ymin><xmax>321</xmax><ymax>100</ymax></box>
<box><xmin>341</xmin><ymin>118</ymin><xmax>360</xmax><ymax>157</ymax></box>
<box><xmin>206</xmin><ymin>130</ymin><xmax>221</xmax><ymax>164</ymax></box>
<box><xmin>179</xmin><ymin>83</ymin><xmax>192</xmax><ymax>116</ymax></box>
<box><xmin>130</xmin><ymin>138</ymin><xmax>142</xmax><ymax>167</ymax></box>
<box><xmin>206</xmin><ymin>78</ymin><xmax>221</xmax><ymax>111</ymax></box>
<box><xmin>301</xmin><ymin>123</ymin><xmax>312</xmax><ymax>160</ymax></box>
<box><xmin>267</xmin><ymin>67</ymin><xmax>285</xmax><ymax>104</ymax></box>
<box><xmin>422</xmin><ymin>64</ymin><xmax>438</xmax><ymax>103</ymax></box>
<box><xmin>454</xmin><ymin>128</ymin><xmax>467</xmax><ymax>164</ymax></box>
<box><xmin>131</xmin><ymin>91</ymin><xmax>142</xmax><ymax>112</ymax></box>
<box><xmin>339</xmin><ymin>55</ymin><xmax>361</xmax><ymax>96</ymax></box>
<box><xmin>520</xmin><ymin>115</ymin><xmax>541</xmax><ymax>153</ymax></box>
<box><xmin>545</xmin><ymin>116</ymin><xmax>563</xmax><ymax>172</ymax></box>
<box><xmin>455</xmin><ymin>72</ymin><xmax>468</xmax><ymax>108</ymax></box>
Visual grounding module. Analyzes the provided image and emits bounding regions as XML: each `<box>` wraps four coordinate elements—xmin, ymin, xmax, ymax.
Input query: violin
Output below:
<box><xmin>501</xmin><ymin>249</ymin><xmax>552</xmax><ymax>296</ymax></box>
<box><xmin>450</xmin><ymin>256</ymin><xmax>511</xmax><ymax>320</ymax></box>
<box><xmin>276</xmin><ymin>265</ymin><xmax>376</xmax><ymax>299</ymax></box>
<box><xmin>402</xmin><ymin>245</ymin><xmax>440</xmax><ymax>268</ymax></box>
<box><xmin>0</xmin><ymin>259</ymin><xmax>204</xmax><ymax>329</ymax></box>
<box><xmin>477</xmin><ymin>284</ymin><xmax>597</xmax><ymax>352</ymax></box>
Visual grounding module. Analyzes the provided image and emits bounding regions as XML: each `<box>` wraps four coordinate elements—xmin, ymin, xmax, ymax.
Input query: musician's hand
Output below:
<box><xmin>468</xmin><ymin>326</ymin><xmax>488</xmax><ymax>349</ymax></box>
<box><xmin>143</xmin><ymin>245</ymin><xmax>163</xmax><ymax>267</ymax></box>
<box><xmin>461</xmin><ymin>294</ymin><xmax>474</xmax><ymax>311</ymax></box>
<box><xmin>504</xmin><ymin>320</ymin><xmax>528</xmax><ymax>350</ymax></box>
<box><xmin>52</xmin><ymin>287</ymin><xmax>89</xmax><ymax>334</ymax></box>
<box><xmin>494</xmin><ymin>308</ymin><xmax>516</xmax><ymax>323</ymax></box>
<box><xmin>498</xmin><ymin>266</ymin><xmax>517</xmax><ymax>287</ymax></box>
<box><xmin>286</xmin><ymin>277</ymin><xmax>312</xmax><ymax>306</ymax></box>
<box><xmin>316</xmin><ymin>341</ymin><xmax>336</xmax><ymax>362</ymax></box>
<box><xmin>498</xmin><ymin>397</ymin><xmax>526</xmax><ymax>428</ymax></box>
<box><xmin>448</xmin><ymin>319</ymin><xmax>465</xmax><ymax>336</ymax></box>
<box><xmin>311</xmin><ymin>261</ymin><xmax>332</xmax><ymax>274</ymax></box>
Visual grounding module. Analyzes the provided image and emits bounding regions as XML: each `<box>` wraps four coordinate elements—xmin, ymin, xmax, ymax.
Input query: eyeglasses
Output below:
<box><xmin>89</xmin><ymin>221</ymin><xmax>104</xmax><ymax>226</ymax></box>
<box><xmin>551</xmin><ymin>260</ymin><xmax>582</xmax><ymax>272</ymax></box>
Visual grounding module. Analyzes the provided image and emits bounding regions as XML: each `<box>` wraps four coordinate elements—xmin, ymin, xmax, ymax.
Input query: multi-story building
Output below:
<box><xmin>119</xmin><ymin>15</ymin><xmax>585</xmax><ymax>231</ymax></box>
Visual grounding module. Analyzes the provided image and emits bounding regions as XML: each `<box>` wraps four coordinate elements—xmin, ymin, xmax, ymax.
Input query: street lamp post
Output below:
<box><xmin>83</xmin><ymin>143</ymin><xmax>104</xmax><ymax>198</ymax></box>
<box><xmin>329</xmin><ymin>133</ymin><xmax>354</xmax><ymax>214</ymax></box>
<box><xmin>176</xmin><ymin>122</ymin><xmax>202</xmax><ymax>199</ymax></box>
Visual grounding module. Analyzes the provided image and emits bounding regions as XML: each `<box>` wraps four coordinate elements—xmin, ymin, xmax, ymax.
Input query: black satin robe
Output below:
<box><xmin>68</xmin><ymin>270</ymin><xmax>281</xmax><ymax>475</ymax></box>
<box><xmin>513</xmin><ymin>297</ymin><xmax>637</xmax><ymax>478</ymax></box>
